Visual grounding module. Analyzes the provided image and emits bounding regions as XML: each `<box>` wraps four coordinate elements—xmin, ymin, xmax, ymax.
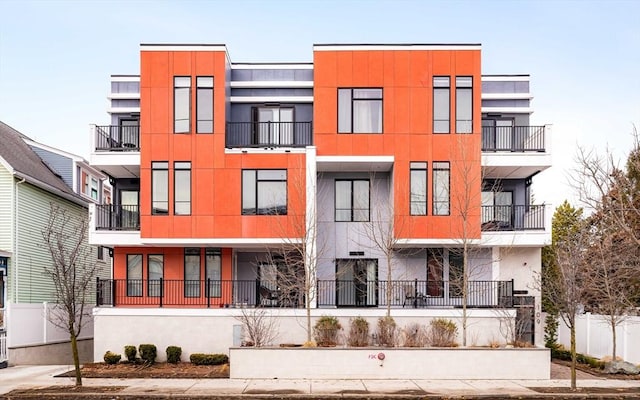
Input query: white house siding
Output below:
<box><xmin>0</xmin><ymin>166</ymin><xmax>14</xmax><ymax>304</ymax></box>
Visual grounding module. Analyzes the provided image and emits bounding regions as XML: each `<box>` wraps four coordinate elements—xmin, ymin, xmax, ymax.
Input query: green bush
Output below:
<box><xmin>376</xmin><ymin>316</ymin><xmax>397</xmax><ymax>347</ymax></box>
<box><xmin>189</xmin><ymin>353</ymin><xmax>229</xmax><ymax>366</ymax></box>
<box><xmin>551</xmin><ymin>347</ymin><xmax>604</xmax><ymax>369</ymax></box>
<box><xmin>138</xmin><ymin>344</ymin><xmax>157</xmax><ymax>364</ymax></box>
<box><xmin>124</xmin><ymin>345</ymin><xmax>137</xmax><ymax>362</ymax></box>
<box><xmin>313</xmin><ymin>315</ymin><xmax>342</xmax><ymax>346</ymax></box>
<box><xmin>347</xmin><ymin>317</ymin><xmax>369</xmax><ymax>347</ymax></box>
<box><xmin>103</xmin><ymin>351</ymin><xmax>121</xmax><ymax>365</ymax></box>
<box><xmin>166</xmin><ymin>346</ymin><xmax>182</xmax><ymax>364</ymax></box>
<box><xmin>544</xmin><ymin>313</ymin><xmax>559</xmax><ymax>349</ymax></box>
<box><xmin>429</xmin><ymin>318</ymin><xmax>458</xmax><ymax>347</ymax></box>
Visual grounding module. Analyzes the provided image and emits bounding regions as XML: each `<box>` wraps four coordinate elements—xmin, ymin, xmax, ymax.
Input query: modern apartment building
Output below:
<box><xmin>90</xmin><ymin>43</ymin><xmax>551</xmax><ymax>359</ymax></box>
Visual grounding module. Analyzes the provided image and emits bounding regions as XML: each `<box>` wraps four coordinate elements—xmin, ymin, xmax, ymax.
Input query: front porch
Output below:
<box><xmin>95</xmin><ymin>278</ymin><xmax>514</xmax><ymax>309</ymax></box>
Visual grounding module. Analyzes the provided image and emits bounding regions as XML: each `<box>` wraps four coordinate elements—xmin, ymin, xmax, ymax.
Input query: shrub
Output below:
<box><xmin>429</xmin><ymin>318</ymin><xmax>458</xmax><ymax>347</ymax></box>
<box><xmin>401</xmin><ymin>323</ymin><xmax>427</xmax><ymax>347</ymax></box>
<box><xmin>376</xmin><ymin>316</ymin><xmax>397</xmax><ymax>347</ymax></box>
<box><xmin>166</xmin><ymin>346</ymin><xmax>182</xmax><ymax>364</ymax></box>
<box><xmin>190</xmin><ymin>353</ymin><xmax>229</xmax><ymax>366</ymax></box>
<box><xmin>124</xmin><ymin>345</ymin><xmax>137</xmax><ymax>362</ymax></box>
<box><xmin>313</xmin><ymin>315</ymin><xmax>342</xmax><ymax>346</ymax></box>
<box><xmin>544</xmin><ymin>313</ymin><xmax>559</xmax><ymax>349</ymax></box>
<box><xmin>347</xmin><ymin>317</ymin><xmax>370</xmax><ymax>347</ymax></box>
<box><xmin>551</xmin><ymin>347</ymin><xmax>604</xmax><ymax>369</ymax></box>
<box><xmin>103</xmin><ymin>351</ymin><xmax>121</xmax><ymax>365</ymax></box>
<box><xmin>138</xmin><ymin>344</ymin><xmax>157</xmax><ymax>365</ymax></box>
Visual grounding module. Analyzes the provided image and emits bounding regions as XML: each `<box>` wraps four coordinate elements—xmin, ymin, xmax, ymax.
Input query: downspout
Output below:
<box><xmin>14</xmin><ymin>177</ymin><xmax>26</xmax><ymax>304</ymax></box>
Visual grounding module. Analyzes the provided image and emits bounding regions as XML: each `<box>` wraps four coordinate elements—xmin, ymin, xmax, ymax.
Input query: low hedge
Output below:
<box><xmin>166</xmin><ymin>346</ymin><xmax>182</xmax><ymax>364</ymax></box>
<box><xmin>551</xmin><ymin>348</ymin><xmax>604</xmax><ymax>369</ymax></box>
<box><xmin>103</xmin><ymin>351</ymin><xmax>121</xmax><ymax>365</ymax></box>
<box><xmin>189</xmin><ymin>353</ymin><xmax>229</xmax><ymax>366</ymax></box>
<box><xmin>139</xmin><ymin>344</ymin><xmax>157</xmax><ymax>365</ymax></box>
<box><xmin>124</xmin><ymin>345</ymin><xmax>137</xmax><ymax>362</ymax></box>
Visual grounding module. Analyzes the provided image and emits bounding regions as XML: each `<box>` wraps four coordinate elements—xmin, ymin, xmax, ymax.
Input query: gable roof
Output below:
<box><xmin>0</xmin><ymin>121</ymin><xmax>86</xmax><ymax>206</ymax></box>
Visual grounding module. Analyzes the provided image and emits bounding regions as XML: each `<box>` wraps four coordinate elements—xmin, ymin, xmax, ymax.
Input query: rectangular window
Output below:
<box><xmin>148</xmin><ymin>254</ymin><xmax>164</xmax><ymax>297</ymax></box>
<box><xmin>433</xmin><ymin>77</ymin><xmax>450</xmax><ymax>133</ymax></box>
<box><xmin>174</xmin><ymin>76</ymin><xmax>191</xmax><ymax>133</ymax></box>
<box><xmin>448</xmin><ymin>250</ymin><xmax>464</xmax><ymax>297</ymax></box>
<box><xmin>433</xmin><ymin>162</ymin><xmax>450</xmax><ymax>215</ymax></box>
<box><xmin>206</xmin><ymin>248</ymin><xmax>222</xmax><ymax>297</ymax></box>
<box><xmin>151</xmin><ymin>161</ymin><xmax>169</xmax><ymax>215</ymax></box>
<box><xmin>196</xmin><ymin>76</ymin><xmax>213</xmax><ymax>133</ymax></box>
<box><xmin>456</xmin><ymin>76</ymin><xmax>473</xmax><ymax>133</ymax></box>
<box><xmin>410</xmin><ymin>162</ymin><xmax>428</xmax><ymax>215</ymax></box>
<box><xmin>242</xmin><ymin>169</ymin><xmax>287</xmax><ymax>215</ymax></box>
<box><xmin>90</xmin><ymin>178</ymin><xmax>99</xmax><ymax>200</ymax></box>
<box><xmin>126</xmin><ymin>254</ymin><xmax>142</xmax><ymax>297</ymax></box>
<box><xmin>184</xmin><ymin>248</ymin><xmax>200</xmax><ymax>298</ymax></box>
<box><xmin>81</xmin><ymin>171</ymin><xmax>89</xmax><ymax>196</ymax></box>
<box><xmin>338</xmin><ymin>88</ymin><xmax>383</xmax><ymax>133</ymax></box>
<box><xmin>174</xmin><ymin>161</ymin><xmax>191</xmax><ymax>215</ymax></box>
<box><xmin>97</xmin><ymin>246</ymin><xmax>104</xmax><ymax>261</ymax></box>
<box><xmin>335</xmin><ymin>179</ymin><xmax>370</xmax><ymax>222</ymax></box>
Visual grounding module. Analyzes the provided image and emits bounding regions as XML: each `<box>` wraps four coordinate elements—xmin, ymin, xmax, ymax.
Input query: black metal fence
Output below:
<box><xmin>225</xmin><ymin>122</ymin><xmax>312</xmax><ymax>148</ymax></box>
<box><xmin>481</xmin><ymin>126</ymin><xmax>545</xmax><ymax>152</ymax></box>
<box><xmin>481</xmin><ymin>205</ymin><xmax>545</xmax><ymax>231</ymax></box>
<box><xmin>95</xmin><ymin>125</ymin><xmax>140</xmax><ymax>151</ymax></box>
<box><xmin>97</xmin><ymin>278</ymin><xmax>513</xmax><ymax>309</ymax></box>
<box><xmin>94</xmin><ymin>204</ymin><xmax>140</xmax><ymax>230</ymax></box>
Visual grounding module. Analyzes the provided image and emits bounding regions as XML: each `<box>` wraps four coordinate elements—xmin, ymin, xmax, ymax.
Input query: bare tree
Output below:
<box><xmin>235</xmin><ymin>307</ymin><xmax>279</xmax><ymax>347</ymax></box>
<box><xmin>41</xmin><ymin>203</ymin><xmax>99</xmax><ymax>387</ymax></box>
<box><xmin>540</xmin><ymin>203</ymin><xmax>589</xmax><ymax>390</ymax></box>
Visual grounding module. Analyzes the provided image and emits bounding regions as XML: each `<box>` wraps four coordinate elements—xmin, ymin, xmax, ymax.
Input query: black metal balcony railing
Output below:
<box><xmin>481</xmin><ymin>204</ymin><xmax>545</xmax><ymax>231</ymax></box>
<box><xmin>96</xmin><ymin>278</ymin><xmax>513</xmax><ymax>309</ymax></box>
<box><xmin>95</xmin><ymin>125</ymin><xmax>140</xmax><ymax>151</ymax></box>
<box><xmin>481</xmin><ymin>126</ymin><xmax>545</xmax><ymax>152</ymax></box>
<box><xmin>225</xmin><ymin>122</ymin><xmax>312</xmax><ymax>148</ymax></box>
<box><xmin>95</xmin><ymin>204</ymin><xmax>140</xmax><ymax>230</ymax></box>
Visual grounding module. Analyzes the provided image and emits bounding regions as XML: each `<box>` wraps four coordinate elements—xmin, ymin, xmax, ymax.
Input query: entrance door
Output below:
<box><xmin>336</xmin><ymin>259</ymin><xmax>377</xmax><ymax>307</ymax></box>
<box><xmin>514</xmin><ymin>296</ymin><xmax>535</xmax><ymax>345</ymax></box>
<box><xmin>482</xmin><ymin>119</ymin><xmax>514</xmax><ymax>151</ymax></box>
<box><xmin>256</xmin><ymin>107</ymin><xmax>294</xmax><ymax>145</ymax></box>
<box><xmin>120</xmin><ymin>190</ymin><xmax>139</xmax><ymax>230</ymax></box>
<box><xmin>119</xmin><ymin>119</ymin><xmax>139</xmax><ymax>149</ymax></box>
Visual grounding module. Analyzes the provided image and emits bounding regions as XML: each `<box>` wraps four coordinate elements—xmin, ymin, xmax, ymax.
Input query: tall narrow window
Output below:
<box><xmin>90</xmin><ymin>178</ymin><xmax>99</xmax><ymax>200</ymax></box>
<box><xmin>335</xmin><ymin>179</ymin><xmax>370</xmax><ymax>222</ymax></box>
<box><xmin>148</xmin><ymin>254</ymin><xmax>164</xmax><ymax>297</ymax></box>
<box><xmin>196</xmin><ymin>76</ymin><xmax>213</xmax><ymax>133</ymax></box>
<box><xmin>433</xmin><ymin>162</ymin><xmax>450</xmax><ymax>215</ymax></box>
<box><xmin>174</xmin><ymin>76</ymin><xmax>191</xmax><ymax>133</ymax></box>
<box><xmin>184</xmin><ymin>248</ymin><xmax>200</xmax><ymax>298</ymax></box>
<box><xmin>126</xmin><ymin>254</ymin><xmax>142</xmax><ymax>297</ymax></box>
<box><xmin>456</xmin><ymin>76</ymin><xmax>473</xmax><ymax>133</ymax></box>
<box><xmin>338</xmin><ymin>88</ymin><xmax>383</xmax><ymax>133</ymax></box>
<box><xmin>242</xmin><ymin>170</ymin><xmax>287</xmax><ymax>215</ymax></box>
<box><xmin>448</xmin><ymin>250</ymin><xmax>464</xmax><ymax>297</ymax></box>
<box><xmin>433</xmin><ymin>77</ymin><xmax>450</xmax><ymax>133</ymax></box>
<box><xmin>174</xmin><ymin>161</ymin><xmax>191</xmax><ymax>215</ymax></box>
<box><xmin>410</xmin><ymin>162</ymin><xmax>427</xmax><ymax>215</ymax></box>
<box><xmin>151</xmin><ymin>162</ymin><xmax>169</xmax><ymax>215</ymax></box>
<box><xmin>206</xmin><ymin>248</ymin><xmax>222</xmax><ymax>297</ymax></box>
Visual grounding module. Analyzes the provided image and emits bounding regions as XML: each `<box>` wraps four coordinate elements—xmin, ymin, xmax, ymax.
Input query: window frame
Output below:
<box><xmin>241</xmin><ymin>169</ymin><xmax>288</xmax><ymax>215</ymax></box>
<box><xmin>184</xmin><ymin>248</ymin><xmax>201</xmax><ymax>298</ymax></box>
<box><xmin>147</xmin><ymin>254</ymin><xmax>164</xmax><ymax>298</ymax></box>
<box><xmin>432</xmin><ymin>161</ymin><xmax>451</xmax><ymax>216</ymax></box>
<box><xmin>174</xmin><ymin>161</ymin><xmax>191</xmax><ymax>216</ymax></box>
<box><xmin>433</xmin><ymin>76</ymin><xmax>451</xmax><ymax>134</ymax></box>
<box><xmin>334</xmin><ymin>179</ymin><xmax>371</xmax><ymax>222</ymax></box>
<box><xmin>337</xmin><ymin>88</ymin><xmax>383</xmax><ymax>134</ymax></box>
<box><xmin>455</xmin><ymin>76</ymin><xmax>473</xmax><ymax>134</ymax></box>
<box><xmin>126</xmin><ymin>254</ymin><xmax>143</xmax><ymax>297</ymax></box>
<box><xmin>205</xmin><ymin>248</ymin><xmax>222</xmax><ymax>298</ymax></box>
<box><xmin>151</xmin><ymin>161</ymin><xmax>169</xmax><ymax>215</ymax></box>
<box><xmin>410</xmin><ymin>162</ymin><xmax>428</xmax><ymax>216</ymax></box>
<box><xmin>196</xmin><ymin>76</ymin><xmax>214</xmax><ymax>134</ymax></box>
<box><xmin>174</xmin><ymin>76</ymin><xmax>191</xmax><ymax>134</ymax></box>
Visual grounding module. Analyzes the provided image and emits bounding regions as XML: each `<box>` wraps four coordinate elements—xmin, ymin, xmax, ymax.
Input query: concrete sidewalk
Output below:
<box><xmin>1</xmin><ymin>365</ymin><xmax>640</xmax><ymax>398</ymax></box>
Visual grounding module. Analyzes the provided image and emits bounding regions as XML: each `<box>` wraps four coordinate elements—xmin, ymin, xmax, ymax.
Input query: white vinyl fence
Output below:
<box><xmin>557</xmin><ymin>313</ymin><xmax>640</xmax><ymax>364</ymax></box>
<box><xmin>6</xmin><ymin>302</ymin><xmax>94</xmax><ymax>348</ymax></box>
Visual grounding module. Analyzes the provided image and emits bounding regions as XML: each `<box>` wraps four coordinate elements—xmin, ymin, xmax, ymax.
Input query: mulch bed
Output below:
<box><xmin>553</xmin><ymin>359</ymin><xmax>640</xmax><ymax>380</ymax></box>
<box><xmin>55</xmin><ymin>362</ymin><xmax>229</xmax><ymax>379</ymax></box>
<box><xmin>530</xmin><ymin>386</ymin><xmax>640</xmax><ymax>394</ymax></box>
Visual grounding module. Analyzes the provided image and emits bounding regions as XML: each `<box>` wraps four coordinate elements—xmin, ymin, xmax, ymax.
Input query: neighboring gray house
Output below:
<box><xmin>0</xmin><ymin>122</ymin><xmax>110</xmax><ymax>366</ymax></box>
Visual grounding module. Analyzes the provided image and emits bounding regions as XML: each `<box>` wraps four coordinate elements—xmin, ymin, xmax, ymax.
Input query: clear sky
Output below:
<box><xmin>1</xmin><ymin>0</ymin><xmax>639</xmax><ymax>207</ymax></box>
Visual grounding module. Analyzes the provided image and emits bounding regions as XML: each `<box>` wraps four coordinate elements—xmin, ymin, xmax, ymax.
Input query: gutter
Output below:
<box><xmin>13</xmin><ymin>171</ymin><xmax>88</xmax><ymax>208</ymax></box>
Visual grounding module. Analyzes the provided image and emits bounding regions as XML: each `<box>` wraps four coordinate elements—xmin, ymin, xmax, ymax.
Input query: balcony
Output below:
<box><xmin>94</xmin><ymin>125</ymin><xmax>140</xmax><ymax>151</ymax></box>
<box><xmin>94</xmin><ymin>204</ymin><xmax>140</xmax><ymax>231</ymax></box>
<box><xmin>96</xmin><ymin>278</ymin><xmax>513</xmax><ymax>309</ymax></box>
<box><xmin>481</xmin><ymin>204</ymin><xmax>545</xmax><ymax>231</ymax></box>
<box><xmin>226</xmin><ymin>121</ymin><xmax>312</xmax><ymax>148</ymax></box>
<box><xmin>481</xmin><ymin>125</ymin><xmax>545</xmax><ymax>152</ymax></box>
